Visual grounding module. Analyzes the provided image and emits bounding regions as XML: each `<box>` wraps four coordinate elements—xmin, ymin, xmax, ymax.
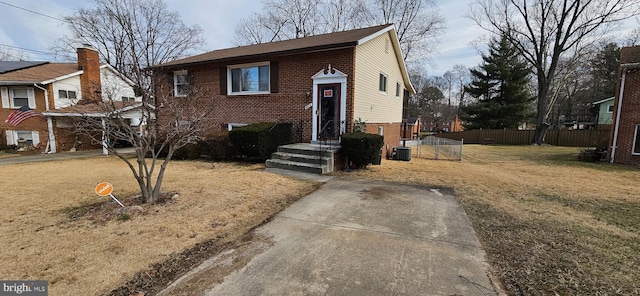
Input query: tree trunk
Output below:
<box><xmin>532</xmin><ymin>74</ymin><xmax>551</xmax><ymax>144</ymax></box>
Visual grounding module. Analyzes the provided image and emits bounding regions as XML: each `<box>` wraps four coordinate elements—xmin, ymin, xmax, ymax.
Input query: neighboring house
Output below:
<box><xmin>405</xmin><ymin>117</ymin><xmax>420</xmax><ymax>140</ymax></box>
<box><xmin>152</xmin><ymin>24</ymin><xmax>415</xmax><ymax>155</ymax></box>
<box><xmin>609</xmin><ymin>45</ymin><xmax>640</xmax><ymax>165</ymax></box>
<box><xmin>592</xmin><ymin>97</ymin><xmax>614</xmax><ymax>129</ymax></box>
<box><xmin>422</xmin><ymin>115</ymin><xmax>463</xmax><ymax>133</ymax></box>
<box><xmin>0</xmin><ymin>46</ymin><xmax>140</xmax><ymax>153</ymax></box>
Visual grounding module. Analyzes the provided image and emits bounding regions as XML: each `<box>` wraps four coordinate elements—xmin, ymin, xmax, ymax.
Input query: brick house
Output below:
<box><xmin>152</xmin><ymin>24</ymin><xmax>415</xmax><ymax>157</ymax></box>
<box><xmin>0</xmin><ymin>46</ymin><xmax>139</xmax><ymax>153</ymax></box>
<box><xmin>609</xmin><ymin>46</ymin><xmax>640</xmax><ymax>165</ymax></box>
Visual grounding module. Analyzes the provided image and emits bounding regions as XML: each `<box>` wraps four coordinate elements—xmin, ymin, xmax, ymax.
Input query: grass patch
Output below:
<box><xmin>0</xmin><ymin>157</ymin><xmax>318</xmax><ymax>295</ymax></box>
<box><xmin>334</xmin><ymin>144</ymin><xmax>640</xmax><ymax>295</ymax></box>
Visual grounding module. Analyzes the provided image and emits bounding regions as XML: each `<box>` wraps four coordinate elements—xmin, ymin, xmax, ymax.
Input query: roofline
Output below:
<box><xmin>42</xmin><ymin>102</ymin><xmax>153</xmax><ymax>117</ymax></box>
<box><xmin>0</xmin><ymin>81</ymin><xmax>41</xmax><ymax>85</ymax></box>
<box><xmin>621</xmin><ymin>62</ymin><xmax>640</xmax><ymax>69</ymax></box>
<box><xmin>0</xmin><ymin>61</ymin><xmax>49</xmax><ymax>74</ymax></box>
<box><xmin>100</xmin><ymin>64</ymin><xmax>136</xmax><ymax>86</ymax></box>
<box><xmin>356</xmin><ymin>25</ymin><xmax>416</xmax><ymax>94</ymax></box>
<box><xmin>153</xmin><ymin>42</ymin><xmax>358</xmax><ymax>69</ymax></box>
<box><xmin>592</xmin><ymin>97</ymin><xmax>614</xmax><ymax>105</ymax></box>
<box><xmin>357</xmin><ymin>24</ymin><xmax>394</xmax><ymax>45</ymax></box>
<box><xmin>40</xmin><ymin>70</ymin><xmax>84</xmax><ymax>85</ymax></box>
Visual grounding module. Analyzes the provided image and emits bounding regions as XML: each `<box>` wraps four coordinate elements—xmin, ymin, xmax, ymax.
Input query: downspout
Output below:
<box><xmin>610</xmin><ymin>69</ymin><xmax>626</xmax><ymax>163</ymax></box>
<box><xmin>33</xmin><ymin>83</ymin><xmax>56</xmax><ymax>153</ymax></box>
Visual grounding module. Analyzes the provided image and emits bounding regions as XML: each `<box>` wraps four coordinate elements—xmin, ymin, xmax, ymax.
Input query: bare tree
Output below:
<box><xmin>469</xmin><ymin>0</ymin><xmax>640</xmax><ymax>144</ymax></box>
<box><xmin>52</xmin><ymin>0</ymin><xmax>205</xmax><ymax>91</ymax></box>
<box><xmin>234</xmin><ymin>0</ymin><xmax>444</xmax><ymax>62</ymax></box>
<box><xmin>365</xmin><ymin>0</ymin><xmax>444</xmax><ymax>61</ymax></box>
<box><xmin>0</xmin><ymin>47</ymin><xmax>25</xmax><ymax>61</ymax></box>
<box><xmin>71</xmin><ymin>76</ymin><xmax>212</xmax><ymax>204</ymax></box>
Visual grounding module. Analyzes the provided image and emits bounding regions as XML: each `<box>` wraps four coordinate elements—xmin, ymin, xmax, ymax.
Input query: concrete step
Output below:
<box><xmin>265</xmin><ymin>159</ymin><xmax>327</xmax><ymax>174</ymax></box>
<box><xmin>277</xmin><ymin>143</ymin><xmax>340</xmax><ymax>157</ymax></box>
<box><xmin>270</xmin><ymin>152</ymin><xmax>330</xmax><ymax>166</ymax></box>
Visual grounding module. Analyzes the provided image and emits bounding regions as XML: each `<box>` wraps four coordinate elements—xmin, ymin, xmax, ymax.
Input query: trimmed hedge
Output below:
<box><xmin>229</xmin><ymin>122</ymin><xmax>292</xmax><ymax>162</ymax></box>
<box><xmin>340</xmin><ymin>132</ymin><xmax>384</xmax><ymax>169</ymax></box>
<box><xmin>169</xmin><ymin>132</ymin><xmax>233</xmax><ymax>161</ymax></box>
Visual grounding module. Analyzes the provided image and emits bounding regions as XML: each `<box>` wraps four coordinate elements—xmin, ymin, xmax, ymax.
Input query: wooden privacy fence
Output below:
<box><xmin>437</xmin><ymin>129</ymin><xmax>610</xmax><ymax>147</ymax></box>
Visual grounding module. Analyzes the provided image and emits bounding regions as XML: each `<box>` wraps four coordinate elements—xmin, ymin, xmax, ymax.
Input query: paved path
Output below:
<box><xmin>0</xmin><ymin>148</ymin><xmax>135</xmax><ymax>165</ymax></box>
<box><xmin>160</xmin><ymin>177</ymin><xmax>498</xmax><ymax>296</ymax></box>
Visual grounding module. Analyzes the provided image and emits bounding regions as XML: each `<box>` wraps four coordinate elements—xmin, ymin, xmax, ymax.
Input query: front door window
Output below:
<box><xmin>318</xmin><ymin>84</ymin><xmax>340</xmax><ymax>140</ymax></box>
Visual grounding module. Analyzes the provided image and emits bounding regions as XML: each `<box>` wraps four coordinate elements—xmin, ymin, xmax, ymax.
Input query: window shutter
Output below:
<box><xmin>6</xmin><ymin>130</ymin><xmax>14</xmax><ymax>145</ymax></box>
<box><xmin>1</xmin><ymin>87</ymin><xmax>8</xmax><ymax>108</ymax></box>
<box><xmin>219</xmin><ymin>67</ymin><xmax>227</xmax><ymax>95</ymax></box>
<box><xmin>32</xmin><ymin>131</ymin><xmax>40</xmax><ymax>146</ymax></box>
<box><xmin>270</xmin><ymin>61</ymin><xmax>279</xmax><ymax>93</ymax></box>
<box><xmin>168</xmin><ymin>73</ymin><xmax>175</xmax><ymax>96</ymax></box>
<box><xmin>27</xmin><ymin>87</ymin><xmax>36</xmax><ymax>108</ymax></box>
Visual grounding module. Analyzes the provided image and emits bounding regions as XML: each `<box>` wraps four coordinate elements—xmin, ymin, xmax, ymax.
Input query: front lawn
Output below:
<box><xmin>0</xmin><ymin>157</ymin><xmax>318</xmax><ymax>295</ymax></box>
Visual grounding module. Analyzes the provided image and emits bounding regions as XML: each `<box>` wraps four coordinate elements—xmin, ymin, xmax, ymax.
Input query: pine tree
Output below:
<box><xmin>462</xmin><ymin>34</ymin><xmax>534</xmax><ymax>129</ymax></box>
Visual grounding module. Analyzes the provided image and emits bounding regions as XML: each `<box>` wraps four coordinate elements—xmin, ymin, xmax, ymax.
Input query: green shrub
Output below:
<box><xmin>0</xmin><ymin>144</ymin><xmax>17</xmax><ymax>151</ymax></box>
<box><xmin>340</xmin><ymin>132</ymin><xmax>384</xmax><ymax>169</ymax></box>
<box><xmin>229</xmin><ymin>122</ymin><xmax>292</xmax><ymax>162</ymax></box>
<box><xmin>197</xmin><ymin>133</ymin><xmax>234</xmax><ymax>161</ymax></box>
<box><xmin>170</xmin><ymin>132</ymin><xmax>233</xmax><ymax>161</ymax></box>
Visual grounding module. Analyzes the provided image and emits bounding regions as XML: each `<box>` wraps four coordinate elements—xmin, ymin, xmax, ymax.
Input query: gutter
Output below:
<box><xmin>610</xmin><ymin>70</ymin><xmax>626</xmax><ymax>163</ymax></box>
<box><xmin>33</xmin><ymin>83</ymin><xmax>57</xmax><ymax>154</ymax></box>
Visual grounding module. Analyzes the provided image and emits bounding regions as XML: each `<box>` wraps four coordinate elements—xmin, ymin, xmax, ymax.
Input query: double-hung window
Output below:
<box><xmin>379</xmin><ymin>73</ymin><xmax>388</xmax><ymax>93</ymax></box>
<box><xmin>58</xmin><ymin>90</ymin><xmax>77</xmax><ymax>100</ymax></box>
<box><xmin>174</xmin><ymin>70</ymin><xmax>189</xmax><ymax>97</ymax></box>
<box><xmin>228</xmin><ymin>62</ymin><xmax>270</xmax><ymax>95</ymax></box>
<box><xmin>1</xmin><ymin>87</ymin><xmax>35</xmax><ymax>109</ymax></box>
<box><xmin>121</xmin><ymin>96</ymin><xmax>135</xmax><ymax>102</ymax></box>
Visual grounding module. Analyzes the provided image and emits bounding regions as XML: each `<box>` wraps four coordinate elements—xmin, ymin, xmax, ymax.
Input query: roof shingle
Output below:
<box><xmin>155</xmin><ymin>24</ymin><xmax>392</xmax><ymax>67</ymax></box>
<box><xmin>0</xmin><ymin>63</ymin><xmax>80</xmax><ymax>84</ymax></box>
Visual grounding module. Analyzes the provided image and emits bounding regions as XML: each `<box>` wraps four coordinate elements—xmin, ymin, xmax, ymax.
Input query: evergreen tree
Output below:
<box><xmin>588</xmin><ymin>43</ymin><xmax>620</xmax><ymax>101</ymax></box>
<box><xmin>462</xmin><ymin>35</ymin><xmax>534</xmax><ymax>129</ymax></box>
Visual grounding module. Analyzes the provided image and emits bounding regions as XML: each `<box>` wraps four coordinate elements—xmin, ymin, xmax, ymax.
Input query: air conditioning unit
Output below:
<box><xmin>392</xmin><ymin>146</ymin><xmax>411</xmax><ymax>161</ymax></box>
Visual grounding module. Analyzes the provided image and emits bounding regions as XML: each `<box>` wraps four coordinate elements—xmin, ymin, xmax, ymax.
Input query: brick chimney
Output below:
<box><xmin>77</xmin><ymin>45</ymin><xmax>102</xmax><ymax>101</ymax></box>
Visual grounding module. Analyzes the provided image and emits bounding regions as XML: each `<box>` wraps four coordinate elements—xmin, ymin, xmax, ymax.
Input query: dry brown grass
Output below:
<box><xmin>0</xmin><ymin>157</ymin><xmax>317</xmax><ymax>295</ymax></box>
<box><xmin>335</xmin><ymin>145</ymin><xmax>640</xmax><ymax>295</ymax></box>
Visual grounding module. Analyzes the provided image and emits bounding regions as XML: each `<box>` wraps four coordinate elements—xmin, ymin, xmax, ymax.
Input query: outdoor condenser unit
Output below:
<box><xmin>392</xmin><ymin>146</ymin><xmax>411</xmax><ymax>161</ymax></box>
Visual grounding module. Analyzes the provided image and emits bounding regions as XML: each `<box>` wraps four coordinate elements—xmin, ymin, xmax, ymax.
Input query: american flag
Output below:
<box><xmin>5</xmin><ymin>105</ymin><xmax>38</xmax><ymax>126</ymax></box>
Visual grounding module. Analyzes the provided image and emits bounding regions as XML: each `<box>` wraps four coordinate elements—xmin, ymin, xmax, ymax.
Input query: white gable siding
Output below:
<box><xmin>53</xmin><ymin>76</ymin><xmax>81</xmax><ymax>108</ymax></box>
<box><xmin>101</xmin><ymin>67</ymin><xmax>138</xmax><ymax>102</ymax></box>
<box><xmin>353</xmin><ymin>32</ymin><xmax>404</xmax><ymax>123</ymax></box>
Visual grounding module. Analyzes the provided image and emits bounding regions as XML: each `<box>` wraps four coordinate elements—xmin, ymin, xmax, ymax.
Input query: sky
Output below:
<box><xmin>0</xmin><ymin>0</ymin><xmax>636</xmax><ymax>77</ymax></box>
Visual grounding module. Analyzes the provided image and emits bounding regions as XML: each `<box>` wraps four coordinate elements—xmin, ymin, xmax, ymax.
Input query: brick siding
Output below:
<box><xmin>157</xmin><ymin>48</ymin><xmax>357</xmax><ymax>143</ymax></box>
<box><xmin>610</xmin><ymin>67</ymin><xmax>640</xmax><ymax>165</ymax></box>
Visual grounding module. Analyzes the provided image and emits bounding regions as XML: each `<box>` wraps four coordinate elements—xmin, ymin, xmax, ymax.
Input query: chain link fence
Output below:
<box><xmin>403</xmin><ymin>136</ymin><xmax>463</xmax><ymax>161</ymax></box>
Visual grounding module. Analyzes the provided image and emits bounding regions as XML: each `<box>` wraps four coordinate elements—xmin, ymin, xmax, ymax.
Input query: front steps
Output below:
<box><xmin>266</xmin><ymin>143</ymin><xmax>340</xmax><ymax>174</ymax></box>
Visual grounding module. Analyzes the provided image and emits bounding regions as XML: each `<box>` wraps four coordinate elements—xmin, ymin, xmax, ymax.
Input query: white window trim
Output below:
<box><xmin>228</xmin><ymin>123</ymin><xmax>249</xmax><ymax>131</ymax></box>
<box><xmin>607</xmin><ymin>104</ymin><xmax>614</xmax><ymax>113</ymax></box>
<box><xmin>379</xmin><ymin>73</ymin><xmax>388</xmax><ymax>94</ymax></box>
<box><xmin>173</xmin><ymin>70</ymin><xmax>188</xmax><ymax>97</ymax></box>
<box><xmin>5</xmin><ymin>130</ymin><xmax>39</xmax><ymax>146</ymax></box>
<box><xmin>227</xmin><ymin>61</ymin><xmax>271</xmax><ymax>95</ymax></box>
<box><xmin>1</xmin><ymin>86</ymin><xmax>35</xmax><ymax>109</ymax></box>
<box><xmin>633</xmin><ymin>124</ymin><xmax>640</xmax><ymax>155</ymax></box>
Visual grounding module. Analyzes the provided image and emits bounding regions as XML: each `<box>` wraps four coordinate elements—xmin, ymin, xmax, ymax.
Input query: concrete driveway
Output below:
<box><xmin>160</xmin><ymin>176</ymin><xmax>497</xmax><ymax>296</ymax></box>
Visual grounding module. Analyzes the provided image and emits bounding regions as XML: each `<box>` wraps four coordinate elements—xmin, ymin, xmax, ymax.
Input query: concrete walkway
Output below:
<box><xmin>160</xmin><ymin>178</ymin><xmax>498</xmax><ymax>296</ymax></box>
<box><xmin>0</xmin><ymin>147</ymin><xmax>136</xmax><ymax>165</ymax></box>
